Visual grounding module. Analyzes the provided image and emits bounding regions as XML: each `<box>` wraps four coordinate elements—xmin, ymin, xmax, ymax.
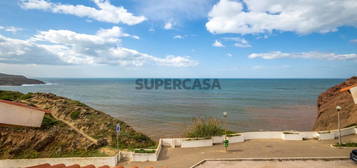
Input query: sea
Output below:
<box><xmin>0</xmin><ymin>78</ymin><xmax>343</xmax><ymax>139</ymax></box>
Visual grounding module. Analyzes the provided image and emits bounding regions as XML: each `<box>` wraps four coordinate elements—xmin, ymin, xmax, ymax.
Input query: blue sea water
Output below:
<box><xmin>0</xmin><ymin>78</ymin><xmax>343</xmax><ymax>138</ymax></box>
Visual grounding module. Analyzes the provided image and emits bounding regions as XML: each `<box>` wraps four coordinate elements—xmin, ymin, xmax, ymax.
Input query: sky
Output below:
<box><xmin>0</xmin><ymin>0</ymin><xmax>356</xmax><ymax>78</ymax></box>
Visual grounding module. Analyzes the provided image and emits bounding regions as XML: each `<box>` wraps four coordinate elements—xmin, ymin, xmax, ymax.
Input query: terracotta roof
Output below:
<box><xmin>0</xmin><ymin>99</ymin><xmax>50</xmax><ymax>113</ymax></box>
<box><xmin>339</xmin><ymin>84</ymin><xmax>357</xmax><ymax>92</ymax></box>
<box><xmin>26</xmin><ymin>164</ymin><xmax>144</xmax><ymax>168</ymax></box>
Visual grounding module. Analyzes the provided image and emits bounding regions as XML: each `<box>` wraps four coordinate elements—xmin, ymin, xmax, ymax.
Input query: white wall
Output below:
<box><xmin>0</xmin><ymin>102</ymin><xmax>44</xmax><ymax>127</ymax></box>
<box><xmin>242</xmin><ymin>132</ymin><xmax>283</xmax><ymax>140</ymax></box>
<box><xmin>161</xmin><ymin>126</ymin><xmax>357</xmax><ymax>148</ymax></box>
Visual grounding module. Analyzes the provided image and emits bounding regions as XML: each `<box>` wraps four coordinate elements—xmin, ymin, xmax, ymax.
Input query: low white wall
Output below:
<box><xmin>128</xmin><ymin>139</ymin><xmax>163</xmax><ymax>162</ymax></box>
<box><xmin>161</xmin><ymin>126</ymin><xmax>357</xmax><ymax>148</ymax></box>
<box><xmin>299</xmin><ymin>132</ymin><xmax>318</xmax><ymax>139</ymax></box>
<box><xmin>331</xmin><ymin>127</ymin><xmax>356</xmax><ymax>137</ymax></box>
<box><xmin>282</xmin><ymin>133</ymin><xmax>303</xmax><ymax>140</ymax></box>
<box><xmin>212</xmin><ymin>136</ymin><xmax>225</xmax><ymax>144</ymax></box>
<box><xmin>228</xmin><ymin>135</ymin><xmax>244</xmax><ymax>143</ymax></box>
<box><xmin>0</xmin><ymin>156</ymin><xmax>118</xmax><ymax>168</ymax></box>
<box><xmin>162</xmin><ymin>138</ymin><xmax>185</xmax><ymax>148</ymax></box>
<box><xmin>242</xmin><ymin>132</ymin><xmax>283</xmax><ymax>140</ymax></box>
<box><xmin>181</xmin><ymin>139</ymin><xmax>213</xmax><ymax>148</ymax></box>
<box><xmin>318</xmin><ymin>132</ymin><xmax>335</xmax><ymax>140</ymax></box>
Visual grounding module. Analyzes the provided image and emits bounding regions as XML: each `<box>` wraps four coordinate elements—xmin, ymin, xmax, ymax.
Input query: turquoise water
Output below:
<box><xmin>0</xmin><ymin>79</ymin><xmax>343</xmax><ymax>138</ymax></box>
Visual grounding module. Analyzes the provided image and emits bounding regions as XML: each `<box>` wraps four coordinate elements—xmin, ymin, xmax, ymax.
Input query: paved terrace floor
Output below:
<box><xmin>121</xmin><ymin>135</ymin><xmax>357</xmax><ymax>168</ymax></box>
<box><xmin>195</xmin><ymin>160</ymin><xmax>355</xmax><ymax>168</ymax></box>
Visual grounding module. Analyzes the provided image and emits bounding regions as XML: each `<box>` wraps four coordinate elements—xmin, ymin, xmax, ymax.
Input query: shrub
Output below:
<box><xmin>20</xmin><ymin>93</ymin><xmax>33</xmax><ymax>100</ymax></box>
<box><xmin>134</xmin><ymin>149</ymin><xmax>155</xmax><ymax>153</ymax></box>
<box><xmin>227</xmin><ymin>133</ymin><xmax>241</xmax><ymax>137</ymax></box>
<box><xmin>334</xmin><ymin>142</ymin><xmax>357</xmax><ymax>147</ymax></box>
<box><xmin>0</xmin><ymin>90</ymin><xmax>23</xmax><ymax>101</ymax></box>
<box><xmin>70</xmin><ymin>111</ymin><xmax>80</xmax><ymax>120</ymax></box>
<box><xmin>184</xmin><ymin>118</ymin><xmax>226</xmax><ymax>138</ymax></box>
<box><xmin>41</xmin><ymin>114</ymin><xmax>58</xmax><ymax>129</ymax></box>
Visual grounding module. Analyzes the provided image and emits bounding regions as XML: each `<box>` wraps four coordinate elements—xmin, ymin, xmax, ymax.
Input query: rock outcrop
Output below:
<box><xmin>0</xmin><ymin>73</ymin><xmax>44</xmax><ymax>86</ymax></box>
<box><xmin>313</xmin><ymin>76</ymin><xmax>357</xmax><ymax>131</ymax></box>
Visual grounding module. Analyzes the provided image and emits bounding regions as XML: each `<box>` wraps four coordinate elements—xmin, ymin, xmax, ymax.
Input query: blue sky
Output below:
<box><xmin>0</xmin><ymin>0</ymin><xmax>356</xmax><ymax>78</ymax></box>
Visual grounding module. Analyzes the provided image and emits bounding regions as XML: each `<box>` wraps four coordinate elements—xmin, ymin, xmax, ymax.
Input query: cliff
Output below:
<box><xmin>313</xmin><ymin>76</ymin><xmax>357</xmax><ymax>131</ymax></box>
<box><xmin>0</xmin><ymin>73</ymin><xmax>44</xmax><ymax>86</ymax></box>
<box><xmin>0</xmin><ymin>90</ymin><xmax>155</xmax><ymax>159</ymax></box>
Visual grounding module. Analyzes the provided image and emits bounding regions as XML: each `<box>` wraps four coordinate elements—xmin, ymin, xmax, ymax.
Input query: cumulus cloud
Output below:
<box><xmin>173</xmin><ymin>35</ymin><xmax>184</xmax><ymax>39</ymax></box>
<box><xmin>350</xmin><ymin>39</ymin><xmax>357</xmax><ymax>43</ymax></box>
<box><xmin>206</xmin><ymin>0</ymin><xmax>357</xmax><ymax>34</ymax></box>
<box><xmin>212</xmin><ymin>40</ymin><xmax>224</xmax><ymax>47</ymax></box>
<box><xmin>0</xmin><ymin>26</ymin><xmax>23</xmax><ymax>34</ymax></box>
<box><xmin>134</xmin><ymin>0</ymin><xmax>215</xmax><ymax>22</ymax></box>
<box><xmin>223</xmin><ymin>37</ymin><xmax>251</xmax><ymax>48</ymax></box>
<box><xmin>0</xmin><ymin>27</ymin><xmax>197</xmax><ymax>67</ymax></box>
<box><xmin>20</xmin><ymin>0</ymin><xmax>146</xmax><ymax>25</ymax></box>
<box><xmin>249</xmin><ymin>51</ymin><xmax>357</xmax><ymax>60</ymax></box>
<box><xmin>164</xmin><ymin>22</ymin><xmax>173</xmax><ymax>30</ymax></box>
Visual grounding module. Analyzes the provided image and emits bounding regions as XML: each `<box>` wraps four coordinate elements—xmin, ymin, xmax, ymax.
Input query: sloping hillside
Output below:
<box><xmin>313</xmin><ymin>76</ymin><xmax>357</xmax><ymax>130</ymax></box>
<box><xmin>0</xmin><ymin>73</ymin><xmax>44</xmax><ymax>86</ymax></box>
<box><xmin>0</xmin><ymin>90</ymin><xmax>155</xmax><ymax>159</ymax></box>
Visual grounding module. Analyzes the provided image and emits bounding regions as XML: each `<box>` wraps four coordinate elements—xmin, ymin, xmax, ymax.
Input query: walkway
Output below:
<box><xmin>121</xmin><ymin>134</ymin><xmax>357</xmax><ymax>168</ymax></box>
<box><xmin>50</xmin><ymin>114</ymin><xmax>98</xmax><ymax>144</ymax></box>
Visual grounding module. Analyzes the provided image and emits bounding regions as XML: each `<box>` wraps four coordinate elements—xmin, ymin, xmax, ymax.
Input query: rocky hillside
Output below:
<box><xmin>313</xmin><ymin>76</ymin><xmax>357</xmax><ymax>131</ymax></box>
<box><xmin>0</xmin><ymin>90</ymin><xmax>155</xmax><ymax>159</ymax></box>
<box><xmin>0</xmin><ymin>73</ymin><xmax>44</xmax><ymax>86</ymax></box>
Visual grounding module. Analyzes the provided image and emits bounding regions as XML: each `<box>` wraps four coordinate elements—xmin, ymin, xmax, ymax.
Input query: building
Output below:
<box><xmin>0</xmin><ymin>99</ymin><xmax>49</xmax><ymax>127</ymax></box>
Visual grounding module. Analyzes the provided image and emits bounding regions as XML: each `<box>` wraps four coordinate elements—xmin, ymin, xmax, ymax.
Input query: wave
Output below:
<box><xmin>21</xmin><ymin>83</ymin><xmax>57</xmax><ymax>86</ymax></box>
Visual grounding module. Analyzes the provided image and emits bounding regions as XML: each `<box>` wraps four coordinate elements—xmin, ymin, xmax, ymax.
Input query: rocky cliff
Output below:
<box><xmin>0</xmin><ymin>73</ymin><xmax>44</xmax><ymax>86</ymax></box>
<box><xmin>0</xmin><ymin>90</ymin><xmax>155</xmax><ymax>159</ymax></box>
<box><xmin>313</xmin><ymin>76</ymin><xmax>357</xmax><ymax>131</ymax></box>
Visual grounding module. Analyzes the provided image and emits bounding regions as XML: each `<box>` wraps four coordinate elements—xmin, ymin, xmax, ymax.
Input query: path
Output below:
<box><xmin>50</xmin><ymin>114</ymin><xmax>98</xmax><ymax>144</ymax></box>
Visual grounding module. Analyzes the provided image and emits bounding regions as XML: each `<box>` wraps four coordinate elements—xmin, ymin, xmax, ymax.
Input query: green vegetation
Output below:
<box><xmin>68</xmin><ymin>100</ymin><xmax>86</xmax><ymax>106</ymax></box>
<box><xmin>227</xmin><ymin>133</ymin><xmax>241</xmax><ymax>137</ymax></box>
<box><xmin>0</xmin><ymin>90</ymin><xmax>23</xmax><ymax>101</ymax></box>
<box><xmin>0</xmin><ymin>90</ymin><xmax>156</xmax><ymax>158</ymax></box>
<box><xmin>20</xmin><ymin>92</ymin><xmax>33</xmax><ymax>100</ymax></box>
<box><xmin>41</xmin><ymin>114</ymin><xmax>58</xmax><ymax>129</ymax></box>
<box><xmin>134</xmin><ymin>149</ymin><xmax>156</xmax><ymax>153</ymax></box>
<box><xmin>70</xmin><ymin>111</ymin><xmax>81</xmax><ymax>120</ymax></box>
<box><xmin>186</xmin><ymin>137</ymin><xmax>211</xmax><ymax>141</ymax></box>
<box><xmin>344</xmin><ymin>123</ymin><xmax>357</xmax><ymax>128</ymax></box>
<box><xmin>318</xmin><ymin>131</ymin><xmax>331</xmax><ymax>134</ymax></box>
<box><xmin>0</xmin><ymin>90</ymin><xmax>33</xmax><ymax>101</ymax></box>
<box><xmin>50</xmin><ymin>150</ymin><xmax>108</xmax><ymax>158</ymax></box>
<box><xmin>185</xmin><ymin>118</ymin><xmax>226</xmax><ymax>138</ymax></box>
<box><xmin>334</xmin><ymin>142</ymin><xmax>357</xmax><ymax>147</ymax></box>
<box><xmin>13</xmin><ymin>150</ymin><xmax>40</xmax><ymax>159</ymax></box>
<box><xmin>283</xmin><ymin>131</ymin><xmax>299</xmax><ymax>134</ymax></box>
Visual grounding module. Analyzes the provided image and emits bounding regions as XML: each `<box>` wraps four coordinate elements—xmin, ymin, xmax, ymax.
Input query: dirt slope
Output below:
<box><xmin>313</xmin><ymin>76</ymin><xmax>357</xmax><ymax>130</ymax></box>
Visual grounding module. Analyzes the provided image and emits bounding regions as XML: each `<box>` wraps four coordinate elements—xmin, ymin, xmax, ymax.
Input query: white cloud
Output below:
<box><xmin>164</xmin><ymin>22</ymin><xmax>173</xmax><ymax>30</ymax></box>
<box><xmin>226</xmin><ymin>53</ymin><xmax>233</xmax><ymax>57</ymax></box>
<box><xmin>249</xmin><ymin>51</ymin><xmax>357</xmax><ymax>60</ymax></box>
<box><xmin>0</xmin><ymin>27</ymin><xmax>197</xmax><ymax>67</ymax></box>
<box><xmin>20</xmin><ymin>0</ymin><xmax>146</xmax><ymax>25</ymax></box>
<box><xmin>0</xmin><ymin>26</ymin><xmax>23</xmax><ymax>34</ymax></box>
<box><xmin>173</xmin><ymin>35</ymin><xmax>184</xmax><ymax>39</ymax></box>
<box><xmin>223</xmin><ymin>37</ymin><xmax>251</xmax><ymax>48</ymax></box>
<box><xmin>212</xmin><ymin>40</ymin><xmax>224</xmax><ymax>47</ymax></box>
<box><xmin>351</xmin><ymin>39</ymin><xmax>357</xmax><ymax>43</ymax></box>
<box><xmin>206</xmin><ymin>0</ymin><xmax>357</xmax><ymax>34</ymax></box>
<box><xmin>134</xmin><ymin>0</ymin><xmax>215</xmax><ymax>22</ymax></box>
